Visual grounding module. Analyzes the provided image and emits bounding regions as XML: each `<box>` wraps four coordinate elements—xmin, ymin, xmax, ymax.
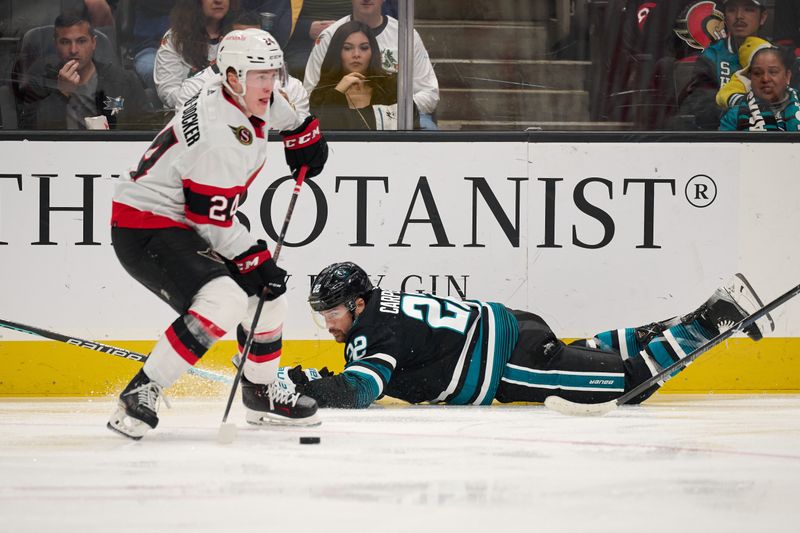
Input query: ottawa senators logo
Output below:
<box><xmin>674</xmin><ymin>1</ymin><xmax>726</xmax><ymax>51</ymax></box>
<box><xmin>228</xmin><ymin>125</ymin><xmax>253</xmax><ymax>146</ymax></box>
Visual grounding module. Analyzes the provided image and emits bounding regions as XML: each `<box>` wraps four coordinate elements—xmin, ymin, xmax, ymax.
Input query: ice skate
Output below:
<box><xmin>107</xmin><ymin>369</ymin><xmax>170</xmax><ymax>440</ymax></box>
<box><xmin>241</xmin><ymin>376</ymin><xmax>320</xmax><ymax>427</ymax></box>
<box><xmin>689</xmin><ymin>273</ymin><xmax>774</xmax><ymax>341</ymax></box>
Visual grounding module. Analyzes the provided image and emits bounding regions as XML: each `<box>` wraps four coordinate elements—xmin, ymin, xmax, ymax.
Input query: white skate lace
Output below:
<box><xmin>267</xmin><ymin>382</ymin><xmax>299</xmax><ymax>407</ymax></box>
<box><xmin>126</xmin><ymin>382</ymin><xmax>171</xmax><ymax>411</ymax></box>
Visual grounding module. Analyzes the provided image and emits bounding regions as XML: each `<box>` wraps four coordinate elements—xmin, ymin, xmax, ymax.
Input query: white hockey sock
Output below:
<box><xmin>240</xmin><ymin>324</ymin><xmax>283</xmax><ymax>384</ymax></box>
<box><xmin>144</xmin><ymin>310</ymin><xmax>229</xmax><ymax>388</ymax></box>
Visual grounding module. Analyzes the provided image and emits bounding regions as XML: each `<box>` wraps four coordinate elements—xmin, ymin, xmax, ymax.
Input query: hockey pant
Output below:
<box><xmin>111</xmin><ymin>226</ymin><xmax>286</xmax><ymax>388</ymax></box>
<box><xmin>494</xmin><ymin>309</ymin><xmax>716</xmax><ymax>404</ymax></box>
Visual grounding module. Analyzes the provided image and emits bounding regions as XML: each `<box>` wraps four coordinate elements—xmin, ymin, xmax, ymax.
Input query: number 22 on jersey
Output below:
<box><xmin>401</xmin><ymin>294</ymin><xmax>471</xmax><ymax>333</ymax></box>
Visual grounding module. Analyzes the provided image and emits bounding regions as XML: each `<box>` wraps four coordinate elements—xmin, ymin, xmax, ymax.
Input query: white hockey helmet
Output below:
<box><xmin>217</xmin><ymin>28</ymin><xmax>285</xmax><ymax>102</ymax></box>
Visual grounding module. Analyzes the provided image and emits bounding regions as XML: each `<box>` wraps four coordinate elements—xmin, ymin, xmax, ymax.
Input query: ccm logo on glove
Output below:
<box><xmin>234</xmin><ymin>246</ymin><xmax>271</xmax><ymax>274</ymax></box>
<box><xmin>280</xmin><ymin>116</ymin><xmax>328</xmax><ymax>179</ymax></box>
<box><xmin>283</xmin><ymin>119</ymin><xmax>321</xmax><ymax>149</ymax></box>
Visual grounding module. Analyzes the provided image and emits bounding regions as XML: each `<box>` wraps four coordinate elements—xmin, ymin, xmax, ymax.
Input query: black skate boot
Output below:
<box><xmin>634</xmin><ymin>316</ymin><xmax>681</xmax><ymax>346</ymax></box>
<box><xmin>107</xmin><ymin>369</ymin><xmax>170</xmax><ymax>440</ymax></box>
<box><xmin>686</xmin><ymin>273</ymin><xmax>774</xmax><ymax>341</ymax></box>
<box><xmin>241</xmin><ymin>375</ymin><xmax>320</xmax><ymax>427</ymax></box>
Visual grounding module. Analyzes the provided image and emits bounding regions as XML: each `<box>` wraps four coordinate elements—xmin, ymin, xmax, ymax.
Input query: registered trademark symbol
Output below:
<box><xmin>685</xmin><ymin>175</ymin><xmax>717</xmax><ymax>208</ymax></box>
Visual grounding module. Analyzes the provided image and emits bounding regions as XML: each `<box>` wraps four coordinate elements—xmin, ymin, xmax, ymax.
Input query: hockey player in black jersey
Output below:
<box><xmin>284</xmin><ymin>262</ymin><xmax>773</xmax><ymax>408</ymax></box>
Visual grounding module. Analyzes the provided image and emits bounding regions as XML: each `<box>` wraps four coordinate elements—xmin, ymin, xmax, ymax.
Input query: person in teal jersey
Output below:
<box><xmin>280</xmin><ymin>263</ymin><xmax>772</xmax><ymax>409</ymax></box>
<box><xmin>720</xmin><ymin>46</ymin><xmax>800</xmax><ymax>130</ymax></box>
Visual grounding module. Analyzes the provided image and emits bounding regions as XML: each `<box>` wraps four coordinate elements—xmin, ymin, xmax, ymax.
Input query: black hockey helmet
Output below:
<box><xmin>309</xmin><ymin>262</ymin><xmax>373</xmax><ymax>312</ymax></box>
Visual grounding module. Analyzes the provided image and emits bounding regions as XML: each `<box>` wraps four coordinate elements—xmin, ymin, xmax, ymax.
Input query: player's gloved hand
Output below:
<box><xmin>231</xmin><ymin>240</ymin><xmax>287</xmax><ymax>299</ymax></box>
<box><xmin>283</xmin><ymin>365</ymin><xmax>333</xmax><ymax>393</ymax></box>
<box><xmin>280</xmin><ymin>115</ymin><xmax>328</xmax><ymax>179</ymax></box>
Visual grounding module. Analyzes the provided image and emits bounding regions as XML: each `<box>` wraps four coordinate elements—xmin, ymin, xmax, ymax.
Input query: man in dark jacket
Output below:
<box><xmin>19</xmin><ymin>11</ymin><xmax>150</xmax><ymax>130</ymax></box>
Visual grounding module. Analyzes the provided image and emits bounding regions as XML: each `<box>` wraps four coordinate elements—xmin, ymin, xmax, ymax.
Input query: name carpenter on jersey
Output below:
<box><xmin>379</xmin><ymin>289</ymin><xmax>401</xmax><ymax>314</ymax></box>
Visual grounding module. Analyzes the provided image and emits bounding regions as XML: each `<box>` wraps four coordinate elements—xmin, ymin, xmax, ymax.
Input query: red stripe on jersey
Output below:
<box><xmin>244</xmin><ymin>162</ymin><xmax>264</xmax><ymax>189</ymax></box>
<box><xmin>182</xmin><ymin>178</ymin><xmax>247</xmax><ymax>198</ymax></box>
<box><xmin>245</xmin><ymin>348</ymin><xmax>282</xmax><ymax>363</ymax></box>
<box><xmin>188</xmin><ymin>310</ymin><xmax>227</xmax><ymax>338</ymax></box>
<box><xmin>166</xmin><ymin>324</ymin><xmax>200</xmax><ymax>365</ymax></box>
<box><xmin>254</xmin><ymin>325</ymin><xmax>282</xmax><ymax>339</ymax></box>
<box><xmin>249</xmin><ymin>116</ymin><xmax>265</xmax><ymax>139</ymax></box>
<box><xmin>184</xmin><ymin>208</ymin><xmax>233</xmax><ymax>227</ymax></box>
<box><xmin>110</xmin><ymin>201</ymin><xmax>189</xmax><ymax>229</ymax></box>
<box><xmin>223</xmin><ymin>89</ymin><xmax>244</xmax><ymax>112</ymax></box>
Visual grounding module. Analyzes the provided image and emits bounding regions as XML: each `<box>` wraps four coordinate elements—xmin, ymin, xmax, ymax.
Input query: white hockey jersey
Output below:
<box><xmin>302</xmin><ymin>15</ymin><xmax>439</xmax><ymax>115</ymax></box>
<box><xmin>112</xmin><ymin>78</ymin><xmax>303</xmax><ymax>260</ymax></box>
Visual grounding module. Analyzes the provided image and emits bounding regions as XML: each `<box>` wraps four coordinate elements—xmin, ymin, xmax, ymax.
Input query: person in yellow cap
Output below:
<box><xmin>716</xmin><ymin>35</ymin><xmax>775</xmax><ymax>108</ymax></box>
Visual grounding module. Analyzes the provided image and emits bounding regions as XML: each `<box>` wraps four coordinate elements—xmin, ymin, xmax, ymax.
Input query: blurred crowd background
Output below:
<box><xmin>0</xmin><ymin>0</ymin><xmax>797</xmax><ymax>132</ymax></box>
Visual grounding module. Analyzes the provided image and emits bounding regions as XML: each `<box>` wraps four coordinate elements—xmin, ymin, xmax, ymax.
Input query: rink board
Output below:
<box><xmin>2</xmin><ymin>338</ymin><xmax>800</xmax><ymax>397</ymax></box>
<box><xmin>0</xmin><ymin>139</ymin><xmax>798</xmax><ymax>396</ymax></box>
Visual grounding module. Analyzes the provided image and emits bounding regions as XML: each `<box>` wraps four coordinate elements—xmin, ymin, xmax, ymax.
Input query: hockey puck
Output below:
<box><xmin>299</xmin><ymin>436</ymin><xmax>321</xmax><ymax>445</ymax></box>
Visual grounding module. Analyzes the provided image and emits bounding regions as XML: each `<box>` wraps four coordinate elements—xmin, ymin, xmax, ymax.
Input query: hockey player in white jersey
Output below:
<box><xmin>108</xmin><ymin>28</ymin><xmax>328</xmax><ymax>440</ymax></box>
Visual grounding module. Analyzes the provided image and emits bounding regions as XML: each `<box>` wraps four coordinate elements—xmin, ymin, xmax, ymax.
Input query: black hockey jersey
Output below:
<box><xmin>304</xmin><ymin>288</ymin><xmax>519</xmax><ymax>408</ymax></box>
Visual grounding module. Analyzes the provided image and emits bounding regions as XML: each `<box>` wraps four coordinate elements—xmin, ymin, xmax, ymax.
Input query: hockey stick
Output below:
<box><xmin>0</xmin><ymin>318</ymin><xmax>232</xmax><ymax>384</ymax></box>
<box><xmin>545</xmin><ymin>281</ymin><xmax>800</xmax><ymax>417</ymax></box>
<box><xmin>218</xmin><ymin>165</ymin><xmax>308</xmax><ymax>443</ymax></box>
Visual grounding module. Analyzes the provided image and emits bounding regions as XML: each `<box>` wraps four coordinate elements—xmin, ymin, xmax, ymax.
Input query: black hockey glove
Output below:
<box><xmin>230</xmin><ymin>240</ymin><xmax>287</xmax><ymax>299</ymax></box>
<box><xmin>287</xmin><ymin>365</ymin><xmax>334</xmax><ymax>393</ymax></box>
<box><xmin>280</xmin><ymin>115</ymin><xmax>328</xmax><ymax>179</ymax></box>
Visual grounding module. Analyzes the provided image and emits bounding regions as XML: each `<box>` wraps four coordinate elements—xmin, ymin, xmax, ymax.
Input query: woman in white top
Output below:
<box><xmin>154</xmin><ymin>0</ymin><xmax>239</xmax><ymax>109</ymax></box>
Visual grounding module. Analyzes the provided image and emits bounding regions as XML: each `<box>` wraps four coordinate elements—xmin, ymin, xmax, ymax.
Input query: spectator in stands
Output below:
<box><xmin>303</xmin><ymin>0</ymin><xmax>439</xmax><ymax>130</ymax></box>
<box><xmin>281</xmin><ymin>0</ymin><xmax>351</xmax><ymax>81</ymax></box>
<box><xmin>154</xmin><ymin>0</ymin><xmax>238</xmax><ymax>109</ymax></box>
<box><xmin>679</xmin><ymin>0</ymin><xmax>768</xmax><ymax>129</ymax></box>
<box><xmin>715</xmin><ymin>35</ymin><xmax>773</xmax><ymax>109</ymax></box>
<box><xmin>18</xmin><ymin>11</ymin><xmax>149</xmax><ymax>130</ymax></box>
<box><xmin>127</xmin><ymin>1</ymin><xmax>175</xmax><ymax>91</ymax></box>
<box><xmin>309</xmin><ymin>21</ymin><xmax>417</xmax><ymax>130</ymax></box>
<box><xmin>719</xmin><ymin>46</ymin><xmax>800</xmax><ymax>131</ymax></box>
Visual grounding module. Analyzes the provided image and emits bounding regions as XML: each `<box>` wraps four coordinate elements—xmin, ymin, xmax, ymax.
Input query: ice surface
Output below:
<box><xmin>2</xmin><ymin>395</ymin><xmax>800</xmax><ymax>532</ymax></box>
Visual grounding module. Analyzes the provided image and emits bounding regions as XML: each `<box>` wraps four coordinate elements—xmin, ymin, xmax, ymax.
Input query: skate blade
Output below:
<box><xmin>544</xmin><ymin>395</ymin><xmax>617</xmax><ymax>417</ymax></box>
<box><xmin>733</xmin><ymin>273</ymin><xmax>775</xmax><ymax>337</ymax></box>
<box><xmin>245</xmin><ymin>410</ymin><xmax>322</xmax><ymax>427</ymax></box>
<box><xmin>107</xmin><ymin>406</ymin><xmax>150</xmax><ymax>440</ymax></box>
